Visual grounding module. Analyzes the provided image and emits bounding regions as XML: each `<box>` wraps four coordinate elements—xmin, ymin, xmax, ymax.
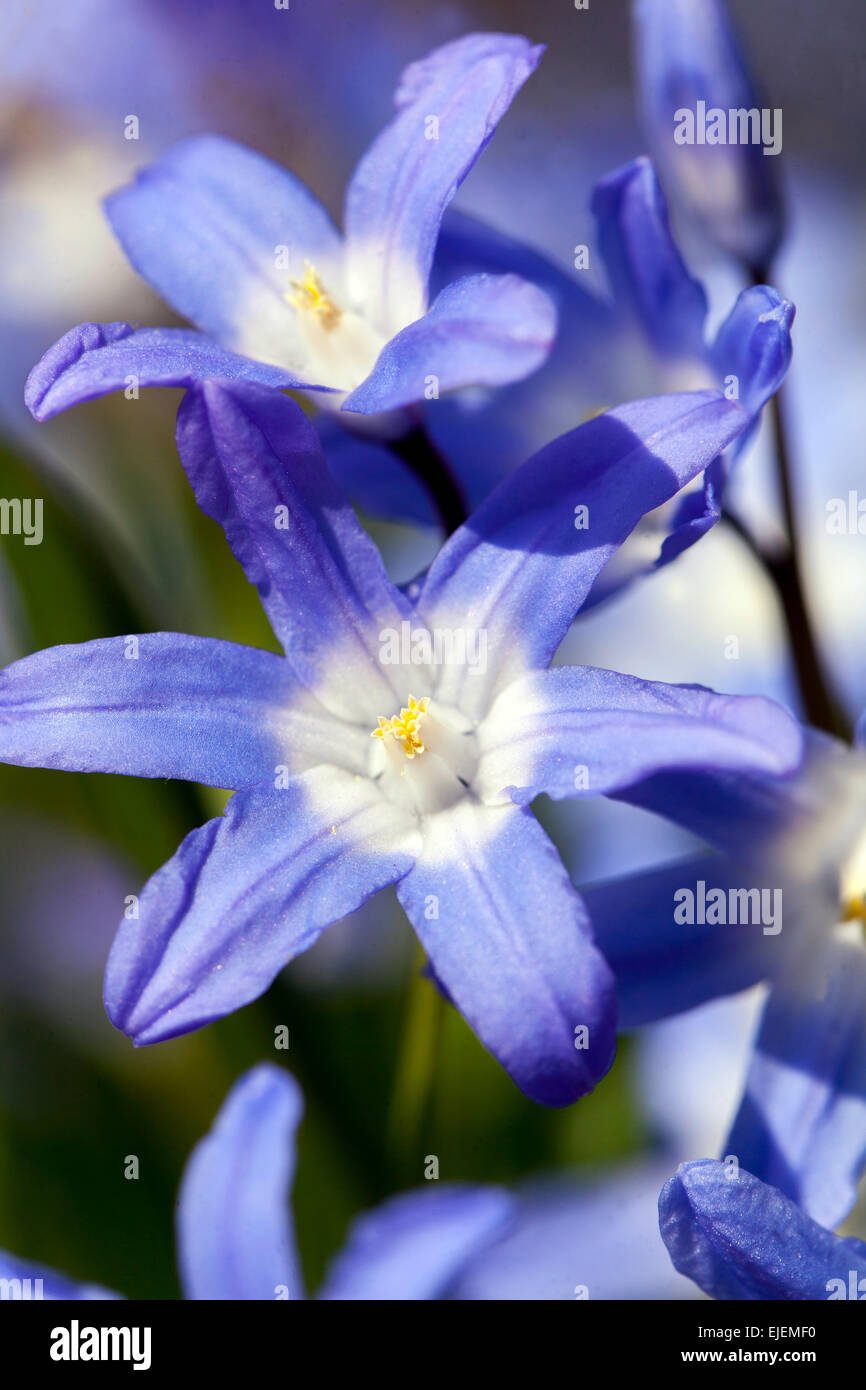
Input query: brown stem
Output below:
<box><xmin>725</xmin><ymin>273</ymin><xmax>850</xmax><ymax>741</ymax></box>
<box><xmin>389</xmin><ymin>424</ymin><xmax>468</xmax><ymax>536</ymax></box>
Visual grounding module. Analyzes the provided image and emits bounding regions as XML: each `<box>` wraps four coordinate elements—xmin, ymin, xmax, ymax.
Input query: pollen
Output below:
<box><xmin>372</xmin><ymin>696</ymin><xmax>430</xmax><ymax>759</ymax></box>
<box><xmin>287</xmin><ymin>260</ymin><xmax>342</xmax><ymax>329</ymax></box>
<box><xmin>842</xmin><ymin>893</ymin><xmax>866</xmax><ymax>929</ymax></box>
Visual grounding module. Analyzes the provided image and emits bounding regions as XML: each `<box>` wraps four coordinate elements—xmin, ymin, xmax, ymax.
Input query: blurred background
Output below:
<box><xmin>0</xmin><ymin>0</ymin><xmax>864</xmax><ymax>1297</ymax></box>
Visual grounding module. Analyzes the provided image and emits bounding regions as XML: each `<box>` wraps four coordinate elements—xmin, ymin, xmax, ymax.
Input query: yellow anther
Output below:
<box><xmin>287</xmin><ymin>260</ymin><xmax>342</xmax><ymax>329</ymax></box>
<box><xmin>371</xmin><ymin>695</ymin><xmax>430</xmax><ymax>759</ymax></box>
<box><xmin>842</xmin><ymin>894</ymin><xmax>866</xmax><ymax>927</ymax></box>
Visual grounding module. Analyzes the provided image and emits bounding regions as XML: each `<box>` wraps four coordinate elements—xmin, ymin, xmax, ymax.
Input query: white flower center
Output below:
<box><xmin>370</xmin><ymin>695</ymin><xmax>477</xmax><ymax>817</ymax></box>
<box><xmin>285</xmin><ymin>259</ymin><xmax>385</xmax><ymax>393</ymax></box>
<box><xmin>840</xmin><ymin>824</ymin><xmax>866</xmax><ymax>930</ymax></box>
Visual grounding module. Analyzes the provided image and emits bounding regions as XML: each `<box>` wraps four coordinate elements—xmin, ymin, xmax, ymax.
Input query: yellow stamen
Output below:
<box><xmin>842</xmin><ymin>894</ymin><xmax>866</xmax><ymax>927</ymax></box>
<box><xmin>371</xmin><ymin>695</ymin><xmax>430</xmax><ymax>760</ymax></box>
<box><xmin>286</xmin><ymin>260</ymin><xmax>342</xmax><ymax>329</ymax></box>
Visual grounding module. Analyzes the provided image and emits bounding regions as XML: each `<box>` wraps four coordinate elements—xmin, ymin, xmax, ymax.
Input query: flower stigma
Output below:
<box><xmin>287</xmin><ymin>261</ymin><xmax>342</xmax><ymax>330</ymax></box>
<box><xmin>372</xmin><ymin>696</ymin><xmax>430</xmax><ymax>759</ymax></box>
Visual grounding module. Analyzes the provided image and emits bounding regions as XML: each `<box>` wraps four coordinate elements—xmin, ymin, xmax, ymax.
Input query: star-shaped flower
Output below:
<box><xmin>586</xmin><ymin>723</ymin><xmax>866</xmax><ymax>1226</ymax></box>
<box><xmin>24</xmin><ymin>33</ymin><xmax>556</xmax><ymax>424</ymax></box>
<box><xmin>0</xmin><ymin>381</ymin><xmax>803</xmax><ymax>1105</ymax></box>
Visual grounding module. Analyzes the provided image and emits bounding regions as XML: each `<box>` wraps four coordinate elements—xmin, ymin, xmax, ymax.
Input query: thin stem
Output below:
<box><xmin>764</xmin><ymin>394</ymin><xmax>849</xmax><ymax>737</ymax></box>
<box><xmin>725</xmin><ymin>502</ymin><xmax>847</xmax><ymax>738</ymax></box>
<box><xmin>386</xmin><ymin>944</ymin><xmax>444</xmax><ymax>1176</ymax></box>
<box><xmin>724</xmin><ymin>275</ymin><xmax>850</xmax><ymax>738</ymax></box>
<box><xmin>389</xmin><ymin>422</ymin><xmax>468</xmax><ymax>536</ymax></box>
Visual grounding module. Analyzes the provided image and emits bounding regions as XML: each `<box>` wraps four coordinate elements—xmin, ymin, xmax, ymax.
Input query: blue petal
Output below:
<box><xmin>24</xmin><ymin>322</ymin><xmax>315</xmax><ymax>422</ymax></box>
<box><xmin>177</xmin><ymin>1065</ymin><xmax>304</xmax><ymax>1300</ymax></box>
<box><xmin>633</xmin><ymin>0</ymin><xmax>784</xmax><ymax>268</ymax></box>
<box><xmin>452</xmin><ymin>1162</ymin><xmax>698</xmax><ymax>1300</ymax></box>
<box><xmin>432</xmin><ymin>205</ymin><xmax>769</xmax><ymax>601</ymax></box>
<box><xmin>105</xmin><ymin>134</ymin><xmax>343</xmax><ymax>361</ymax></box>
<box><xmin>578</xmin><ymin>458</ymin><xmax>730</xmax><ymax>614</ymax></box>
<box><xmin>582</xmin><ymin>854</ymin><xmax>788</xmax><ymax>1028</ymax></box>
<box><xmin>432</xmin><ymin>209</ymin><xmax>611</xmax><ymax>329</ymax></box>
<box><xmin>615</xmin><ymin>728</ymin><xmax>856</xmax><ymax>867</ymax></box>
<box><xmin>430</xmin><ymin>209</ymin><xmax>621</xmax><ymax>510</ymax></box>
<box><xmin>0</xmin><ymin>634</ymin><xmax>331</xmax><ymax>789</ymax></box>
<box><xmin>344</xmin><ymin>32</ymin><xmax>544</xmax><ymax>335</ymax></box>
<box><xmin>176</xmin><ymin>382</ymin><xmax>410</xmax><ymax>720</ymax></box>
<box><xmin>476</xmin><ymin>665</ymin><xmax>803</xmax><ymax>806</ymax></box>
<box><xmin>104</xmin><ymin>769</ymin><xmax>416</xmax><ymax>1045</ymax></box>
<box><xmin>342</xmin><ymin>273</ymin><xmax>556</xmax><ymax>415</ymax></box>
<box><xmin>727</xmin><ymin>936</ymin><xmax>866</xmax><ymax>1231</ymax></box>
<box><xmin>0</xmin><ymin>1250</ymin><xmax>120</xmax><ymax>1300</ymax></box>
<box><xmin>659</xmin><ymin>1159</ymin><xmax>866</xmax><ymax>1300</ymax></box>
<box><xmin>657</xmin><ymin>454</ymin><xmax>727</xmax><ymax>560</ymax></box>
<box><xmin>417</xmin><ymin>392</ymin><xmax>748</xmax><ymax>717</ymax></box>
<box><xmin>591</xmin><ymin>157</ymin><xmax>708</xmax><ymax>360</ymax></box>
<box><xmin>396</xmin><ymin>801</ymin><xmax>616</xmax><ymax>1107</ymax></box>
<box><xmin>319</xmin><ymin>1185</ymin><xmax>514</xmax><ymax>1300</ymax></box>
<box><xmin>710</xmin><ymin>284</ymin><xmax>795</xmax><ymax>423</ymax></box>
<box><xmin>315</xmin><ymin>417</ymin><xmax>438</xmax><ymax>527</ymax></box>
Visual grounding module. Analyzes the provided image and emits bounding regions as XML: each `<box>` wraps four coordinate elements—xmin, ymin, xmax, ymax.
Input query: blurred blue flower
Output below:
<box><xmin>0</xmin><ymin>1065</ymin><xmax>515</xmax><ymax>1300</ymax></box>
<box><xmin>1</xmin><ymin>0</ymin><xmax>404</xmax><ymax>151</ymax></box>
<box><xmin>24</xmin><ymin>34</ymin><xmax>556</xmax><ymax>425</ymax></box>
<box><xmin>582</xmin><ymin>155</ymin><xmax>791</xmax><ymax>599</ymax></box>
<box><xmin>0</xmin><ymin>379</ymin><xmax>803</xmax><ymax>1105</ymax></box>
<box><xmin>587</xmin><ymin>724</ymin><xmax>866</xmax><ymax>1227</ymax></box>
<box><xmin>0</xmin><ymin>1063</ymin><xmax>705</xmax><ymax>1301</ymax></box>
<box><xmin>632</xmin><ymin>0</ymin><xmax>785</xmax><ymax>270</ymax></box>
<box><xmin>326</xmin><ymin>156</ymin><xmax>792</xmax><ymax>574</ymax></box>
<box><xmin>660</xmin><ymin>1159</ymin><xmax>866</xmax><ymax>1300</ymax></box>
<box><xmin>450</xmin><ymin>1159</ymin><xmax>698</xmax><ymax>1301</ymax></box>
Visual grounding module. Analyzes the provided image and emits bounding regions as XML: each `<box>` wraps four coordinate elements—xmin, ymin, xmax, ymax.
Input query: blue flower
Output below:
<box><xmin>331</xmin><ymin>156</ymin><xmax>793</xmax><ymax>568</ymax></box>
<box><xmin>0</xmin><ymin>1062</ymin><xmax>702</xmax><ymax>1301</ymax></box>
<box><xmin>632</xmin><ymin>0</ymin><xmax>785</xmax><ymax>270</ymax></box>
<box><xmin>0</xmin><ymin>381</ymin><xmax>803</xmax><ymax>1105</ymax></box>
<box><xmin>660</xmin><ymin>1159</ymin><xmax>866</xmax><ymax>1301</ymax></box>
<box><xmin>0</xmin><ymin>1065</ymin><xmax>516</xmax><ymax>1300</ymax></box>
<box><xmin>590</xmin><ymin>158</ymin><xmax>791</xmax><ymax>424</ymax></box>
<box><xmin>24</xmin><ymin>34</ymin><xmax>557</xmax><ymax>424</ymax></box>
<box><xmin>587</xmin><ymin>725</ymin><xmax>866</xmax><ymax>1225</ymax></box>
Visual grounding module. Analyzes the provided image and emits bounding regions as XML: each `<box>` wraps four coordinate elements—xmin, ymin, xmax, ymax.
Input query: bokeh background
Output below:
<box><xmin>0</xmin><ymin>0</ymin><xmax>864</xmax><ymax>1297</ymax></box>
